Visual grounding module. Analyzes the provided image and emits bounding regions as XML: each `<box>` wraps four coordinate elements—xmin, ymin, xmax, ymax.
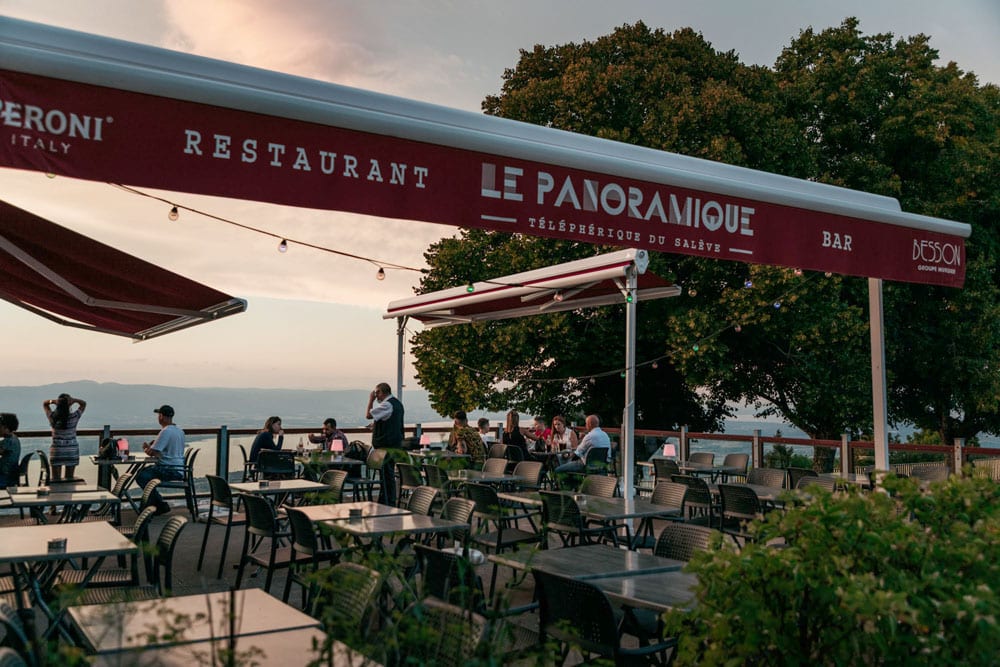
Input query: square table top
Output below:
<box><xmin>329</xmin><ymin>513</ymin><xmax>467</xmax><ymax>540</ymax></box>
<box><xmin>410</xmin><ymin>450</ymin><xmax>469</xmax><ymax>460</ymax></box>
<box><xmin>0</xmin><ymin>521</ymin><xmax>135</xmax><ymax>563</ymax></box>
<box><xmin>497</xmin><ymin>491</ymin><xmax>681</xmax><ymax>521</ymax></box>
<box><xmin>678</xmin><ymin>461</ymin><xmax>744</xmax><ymax>476</ymax></box>
<box><xmin>89</xmin><ymin>455</ymin><xmax>152</xmax><ymax>467</ymax></box>
<box><xmin>6</xmin><ymin>488</ymin><xmax>119</xmax><ymax>508</ymax></box>
<box><xmin>297</xmin><ymin>453</ymin><xmax>364</xmax><ymax>467</ymax></box>
<box><xmin>89</xmin><ymin>628</ymin><xmax>378</xmax><ymax>666</ymax></box>
<box><xmin>69</xmin><ymin>588</ymin><xmax>321</xmax><ymax>655</ymax></box>
<box><xmin>230</xmin><ymin>479</ymin><xmax>330</xmax><ymax>495</ymax></box>
<box><xmin>592</xmin><ymin>570</ymin><xmax>698</xmax><ymax>613</ymax></box>
<box><xmin>708</xmin><ymin>482</ymin><xmax>783</xmax><ymax>503</ymax></box>
<box><xmin>291</xmin><ymin>501</ymin><xmax>411</xmax><ymax>523</ymax></box>
<box><xmin>447</xmin><ymin>470</ymin><xmax>524</xmax><ymax>484</ymax></box>
<box><xmin>488</xmin><ymin>543</ymin><xmax>685</xmax><ymax>580</ymax></box>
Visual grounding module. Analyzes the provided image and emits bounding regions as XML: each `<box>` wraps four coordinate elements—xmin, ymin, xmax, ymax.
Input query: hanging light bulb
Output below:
<box><xmin>466</xmin><ymin>283</ymin><xmax>475</xmax><ymax>293</ymax></box>
<box><xmin>553</xmin><ymin>291</ymin><xmax>564</xmax><ymax>302</ymax></box>
<box><xmin>46</xmin><ymin>172</ymin><xmax>56</xmax><ymax>179</ymax></box>
<box><xmin>692</xmin><ymin>344</ymin><xmax>700</xmax><ymax>351</ymax></box>
<box><xmin>794</xmin><ymin>268</ymin><xmax>803</xmax><ymax>277</ymax></box>
<box><xmin>651</xmin><ymin>361</ymin><xmax>659</xmax><ymax>370</ymax></box>
<box><xmin>734</xmin><ymin>324</ymin><xmax>742</xmax><ymax>333</ymax></box>
<box><xmin>824</xmin><ymin>272</ymin><xmax>833</xmax><ymax>278</ymax></box>
<box><xmin>620</xmin><ymin>371</ymin><xmax>626</xmax><ymax>378</ymax></box>
<box><xmin>278</xmin><ymin>239</ymin><xmax>288</xmax><ymax>253</ymax></box>
<box><xmin>589</xmin><ymin>377</ymin><xmax>597</xmax><ymax>385</ymax></box>
<box><xmin>168</xmin><ymin>206</ymin><xmax>179</xmax><ymax>221</ymax></box>
<box><xmin>773</xmin><ymin>301</ymin><xmax>782</xmax><ymax>309</ymax></box>
<box><xmin>625</xmin><ymin>293</ymin><xmax>634</xmax><ymax>303</ymax></box>
<box><xmin>687</xmin><ymin>288</ymin><xmax>697</xmax><ymax>297</ymax></box>
<box><xmin>744</xmin><ymin>279</ymin><xmax>753</xmax><ymax>288</ymax></box>
<box><xmin>376</xmin><ymin>267</ymin><xmax>386</xmax><ymax>281</ymax></box>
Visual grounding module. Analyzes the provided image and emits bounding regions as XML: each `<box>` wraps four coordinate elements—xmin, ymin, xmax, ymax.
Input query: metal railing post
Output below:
<box><xmin>216</xmin><ymin>425</ymin><xmax>229</xmax><ymax>480</ymax></box>
<box><xmin>953</xmin><ymin>437</ymin><xmax>965</xmax><ymax>477</ymax></box>
<box><xmin>751</xmin><ymin>429</ymin><xmax>762</xmax><ymax>470</ymax></box>
<box><xmin>97</xmin><ymin>425</ymin><xmax>113</xmax><ymax>489</ymax></box>
<box><xmin>841</xmin><ymin>432</ymin><xmax>851</xmax><ymax>477</ymax></box>
<box><xmin>679</xmin><ymin>426</ymin><xmax>688</xmax><ymax>462</ymax></box>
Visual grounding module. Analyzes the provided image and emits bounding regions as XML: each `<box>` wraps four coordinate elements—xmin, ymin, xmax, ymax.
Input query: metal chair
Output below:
<box><xmin>539</xmin><ymin>490</ymin><xmax>618</xmax><ymax>548</ymax></box>
<box><xmin>578</xmin><ymin>474</ymin><xmax>618</xmax><ymax>498</ymax></box>
<box><xmin>747</xmin><ymin>467</ymin><xmax>788</xmax><ymax>489</ymax></box>
<box><xmin>786</xmin><ymin>467</ymin><xmax>817</xmax><ymax>490</ymax></box>
<box><xmin>671</xmin><ymin>474</ymin><xmax>716</xmax><ymax>527</ymax></box>
<box><xmin>584</xmin><ymin>447</ymin><xmax>611</xmax><ymax>475</ymax></box>
<box><xmin>534</xmin><ymin>568</ymin><xmax>677</xmax><ymax>666</ymax></box>
<box><xmin>465</xmin><ymin>483</ymin><xmax>542</xmax><ymax>596</ymax></box>
<box><xmin>653</xmin><ymin>458</ymin><xmax>680</xmax><ymax>482</ymax></box>
<box><xmin>156</xmin><ymin>447</ymin><xmax>201</xmax><ymax>520</ymax></box>
<box><xmin>309</xmin><ymin>562</ymin><xmax>382</xmax><ymax>641</ymax></box>
<box><xmin>688</xmin><ymin>452</ymin><xmax>715</xmax><ymax>466</ymax></box>
<box><xmin>317</xmin><ymin>469</ymin><xmax>349</xmax><ymax>503</ymax></box>
<box><xmin>481</xmin><ymin>458</ymin><xmax>508</xmax><ymax>475</ymax></box>
<box><xmin>197</xmin><ymin>475</ymin><xmax>247</xmax><ymax>579</ymax></box>
<box><xmin>395</xmin><ymin>597</ymin><xmax>487</xmax><ymax>667</ymax></box>
<box><xmin>720</xmin><ymin>453</ymin><xmax>750</xmax><ymax>482</ymax></box>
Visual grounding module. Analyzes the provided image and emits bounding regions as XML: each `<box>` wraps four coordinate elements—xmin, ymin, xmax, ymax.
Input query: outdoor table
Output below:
<box><xmin>0</xmin><ymin>521</ymin><xmax>137</xmax><ymax>640</ymax></box>
<box><xmin>818</xmin><ymin>472</ymin><xmax>872</xmax><ymax>489</ymax></box>
<box><xmin>410</xmin><ymin>449</ymin><xmax>469</xmax><ymax>460</ymax></box>
<box><xmin>447</xmin><ymin>470</ymin><xmax>524</xmax><ymax>486</ymax></box>
<box><xmin>230</xmin><ymin>479</ymin><xmax>330</xmax><ymax>506</ymax></box>
<box><xmin>89</xmin><ymin>454</ymin><xmax>151</xmax><ymax>496</ymax></box>
<box><xmin>592</xmin><ymin>569</ymin><xmax>698</xmax><ymax>613</ymax></box>
<box><xmin>6</xmin><ymin>488</ymin><xmax>121</xmax><ymax>524</ymax></box>
<box><xmin>88</xmin><ymin>628</ymin><xmax>376</xmax><ymax>666</ymax></box>
<box><xmin>292</xmin><ymin>501</ymin><xmax>411</xmax><ymax>523</ymax></box>
<box><xmin>678</xmin><ymin>460</ymin><xmax>745</xmax><ymax>481</ymax></box>
<box><xmin>68</xmin><ymin>588</ymin><xmax>320</xmax><ymax>655</ymax></box>
<box><xmin>497</xmin><ymin>490</ymin><xmax>681</xmax><ymax>519</ymax></box>
<box><xmin>297</xmin><ymin>452</ymin><xmax>364</xmax><ymax>471</ymax></box>
<box><xmin>489</xmin><ymin>543</ymin><xmax>685</xmax><ymax>581</ymax></box>
<box><xmin>328</xmin><ymin>513</ymin><xmax>467</xmax><ymax>553</ymax></box>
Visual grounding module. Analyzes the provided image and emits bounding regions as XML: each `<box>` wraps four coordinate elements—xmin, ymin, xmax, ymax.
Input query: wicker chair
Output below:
<box><xmin>747</xmin><ymin>467</ymin><xmax>788</xmax><ymax>489</ymax></box>
<box><xmin>720</xmin><ymin>453</ymin><xmax>750</xmax><ymax>482</ymax></box>
<box><xmin>234</xmin><ymin>493</ymin><xmax>308</xmax><ymax>594</ymax></box>
<box><xmin>578</xmin><ymin>474</ymin><xmax>618</xmax><ymax>498</ymax></box>
<box><xmin>395</xmin><ymin>598</ymin><xmax>487</xmax><ymax>667</ymax></box>
<box><xmin>634</xmin><ymin>481</ymin><xmax>687</xmax><ymax>549</ymax></box>
<box><xmin>786</xmin><ymin>467</ymin><xmax>817</xmax><ymax>490</ymax></box>
<box><xmin>406</xmin><ymin>485</ymin><xmax>440</xmax><ymax>516</ymax></box>
<box><xmin>0</xmin><ymin>647</ymin><xmax>27</xmax><ymax>667</ymax></box>
<box><xmin>0</xmin><ymin>601</ymin><xmax>34</xmax><ymax>667</ymax></box>
<box><xmin>718</xmin><ymin>483</ymin><xmax>763</xmax><ymax>545</ymax></box>
<box><xmin>310</xmin><ymin>562</ymin><xmax>382</xmax><ymax>641</ymax></box>
<box><xmin>534</xmin><ymin>568</ymin><xmax>677</xmax><ymax>666</ymax></box>
<box><xmin>511</xmin><ymin>460</ymin><xmax>545</xmax><ymax>492</ymax></box>
<box><xmin>795</xmin><ymin>475</ymin><xmax>838</xmax><ymax>492</ymax></box>
<box><xmin>688</xmin><ymin>452</ymin><xmax>715</xmax><ymax>466</ymax></box>
<box><xmin>584</xmin><ymin>447</ymin><xmax>611</xmax><ymax>475</ymax></box>
<box><xmin>539</xmin><ymin>490</ymin><xmax>618</xmax><ymax>548</ymax></box>
<box><xmin>317</xmin><ymin>469</ymin><xmax>349</xmax><ymax>503</ymax></box>
<box><xmin>197</xmin><ymin>475</ymin><xmax>246</xmax><ymax>579</ymax></box>
<box><xmin>671</xmin><ymin>474</ymin><xmax>716</xmax><ymax>527</ymax></box>
<box><xmin>156</xmin><ymin>447</ymin><xmax>201</xmax><ymax>520</ymax></box>
<box><xmin>653</xmin><ymin>458</ymin><xmax>680</xmax><ymax>482</ymax></box>
<box><xmin>396</xmin><ymin>462</ymin><xmax>427</xmax><ymax>507</ymax></box>
<box><xmin>431</xmin><ymin>496</ymin><xmax>476</xmax><ymax>548</ymax></box>
<box><xmin>488</xmin><ymin>443</ymin><xmax>508</xmax><ymax>459</ymax></box>
<box><xmin>465</xmin><ymin>483</ymin><xmax>542</xmax><ymax>596</ymax></box>
<box><xmin>481</xmin><ymin>458</ymin><xmax>509</xmax><ymax>475</ymax></box>
<box><xmin>55</xmin><ymin>505</ymin><xmax>158</xmax><ymax>593</ymax></box>
<box><xmin>654</xmin><ymin>522</ymin><xmax>715</xmax><ymax>561</ymax></box>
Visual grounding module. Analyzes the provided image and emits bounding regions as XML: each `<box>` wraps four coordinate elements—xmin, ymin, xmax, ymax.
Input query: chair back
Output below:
<box><xmin>534</xmin><ymin>569</ymin><xmax>619</xmax><ymax>659</ymax></box>
<box><xmin>487</xmin><ymin>443</ymin><xmax>508</xmax><ymax>459</ymax></box>
<box><xmin>240</xmin><ymin>492</ymin><xmax>279</xmax><ymax>538</ymax></box>
<box><xmin>204</xmin><ymin>474</ymin><xmax>235</xmax><ymax>510</ymax></box>
<box><xmin>257</xmin><ymin>450</ymin><xmax>295</xmax><ymax>480</ymax></box>
<box><xmin>16</xmin><ymin>452</ymin><xmax>33</xmax><ymax>487</ymax></box>
<box><xmin>110</xmin><ymin>471</ymin><xmax>135</xmax><ymax>498</ymax></box>
<box><xmin>909</xmin><ymin>463</ymin><xmax>949</xmax><ymax>482</ymax></box>
<box><xmin>688</xmin><ymin>452</ymin><xmax>715</xmax><ymax>465</ymax></box>
<box><xmin>318</xmin><ymin>469</ymin><xmax>349</xmax><ymax>503</ymax></box>
<box><xmin>650</xmin><ymin>480</ymin><xmax>687</xmax><ymax>508</ymax></box>
<box><xmin>671</xmin><ymin>474</ymin><xmax>714</xmax><ymax>520</ymax></box>
<box><xmin>397</xmin><ymin>462</ymin><xmax>426</xmax><ymax>488</ymax></box>
<box><xmin>407</xmin><ymin>485</ymin><xmax>439</xmax><ymax>516</ymax></box>
<box><xmin>132</xmin><ymin>505</ymin><xmax>159</xmax><ymax>582</ymax></box>
<box><xmin>795</xmin><ymin>475</ymin><xmax>837</xmax><ymax>492</ymax></box>
<box><xmin>654</xmin><ymin>523</ymin><xmax>715</xmax><ymax>561</ymax></box>
<box><xmin>139</xmin><ymin>478</ymin><xmax>162</xmax><ymax>510</ymax></box>
<box><xmin>653</xmin><ymin>458</ymin><xmax>680</xmax><ymax>481</ymax></box>
<box><xmin>464</xmin><ymin>483</ymin><xmax>502</xmax><ymax>522</ymax></box>
<box><xmin>0</xmin><ymin>601</ymin><xmax>33</xmax><ymax>666</ymax></box>
<box><xmin>511</xmin><ymin>460</ymin><xmax>544</xmax><ymax>489</ymax></box>
<box><xmin>786</xmin><ymin>467</ymin><xmax>817</xmax><ymax>490</ymax></box>
<box><xmin>314</xmin><ymin>562</ymin><xmax>382</xmax><ymax>637</ymax></box>
<box><xmin>439</xmin><ymin>497</ymin><xmax>475</xmax><ymax>544</ymax></box>
<box><xmin>747</xmin><ymin>467</ymin><xmax>788</xmax><ymax>489</ymax></box>
<box><xmin>34</xmin><ymin>450</ymin><xmax>51</xmax><ymax>486</ymax></box>
<box><xmin>539</xmin><ymin>490</ymin><xmax>583</xmax><ymax>531</ymax></box>
<box><xmin>153</xmin><ymin>515</ymin><xmax>188</xmax><ymax>594</ymax></box>
<box><xmin>414</xmin><ymin>543</ymin><xmax>486</xmax><ymax>614</ymax></box>
<box><xmin>584</xmin><ymin>447</ymin><xmax>610</xmax><ymax>474</ymax></box>
<box><xmin>0</xmin><ymin>647</ymin><xmax>27</xmax><ymax>667</ymax></box>
<box><xmin>722</xmin><ymin>453</ymin><xmax>750</xmax><ymax>477</ymax></box>
<box><xmin>504</xmin><ymin>445</ymin><xmax>524</xmax><ymax>462</ymax></box>
<box><xmin>578</xmin><ymin>474</ymin><xmax>617</xmax><ymax>498</ymax></box>
<box><xmin>481</xmin><ymin>458</ymin><xmax>508</xmax><ymax>475</ymax></box>
<box><xmin>718</xmin><ymin>484</ymin><xmax>763</xmax><ymax>522</ymax></box>
<box><xmin>237</xmin><ymin>443</ymin><xmax>254</xmax><ymax>481</ymax></box>
<box><xmin>398</xmin><ymin>598</ymin><xmax>486</xmax><ymax>667</ymax></box>
<box><xmin>423</xmin><ymin>464</ymin><xmax>449</xmax><ymax>490</ymax></box>
<box><xmin>284</xmin><ymin>507</ymin><xmax>320</xmax><ymax>558</ymax></box>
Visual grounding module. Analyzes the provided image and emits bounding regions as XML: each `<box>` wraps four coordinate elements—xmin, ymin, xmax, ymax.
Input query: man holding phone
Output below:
<box><xmin>365</xmin><ymin>382</ymin><xmax>404</xmax><ymax>449</ymax></box>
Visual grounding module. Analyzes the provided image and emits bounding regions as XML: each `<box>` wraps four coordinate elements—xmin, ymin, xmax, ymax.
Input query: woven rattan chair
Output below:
<box><xmin>747</xmin><ymin>467</ymin><xmax>788</xmax><ymax>489</ymax></box>
<box><xmin>539</xmin><ymin>490</ymin><xmax>618</xmax><ymax>548</ymax></box>
<box><xmin>481</xmin><ymin>458</ymin><xmax>509</xmax><ymax>475</ymax></box>
<box><xmin>396</xmin><ymin>462</ymin><xmax>427</xmax><ymax>507</ymax></box>
<box><xmin>316</xmin><ymin>469</ymin><xmax>349</xmax><ymax>503</ymax></box>
<box><xmin>671</xmin><ymin>474</ymin><xmax>716</xmax><ymax>527</ymax></box>
<box><xmin>653</xmin><ymin>458</ymin><xmax>680</xmax><ymax>482</ymax></box>
<box><xmin>309</xmin><ymin>562</ymin><xmax>382</xmax><ymax>640</ymax></box>
<box><xmin>406</xmin><ymin>485</ymin><xmax>440</xmax><ymax>516</ymax></box>
<box><xmin>0</xmin><ymin>647</ymin><xmax>27</xmax><ymax>667</ymax></box>
<box><xmin>688</xmin><ymin>452</ymin><xmax>715</xmax><ymax>466</ymax></box>
<box><xmin>534</xmin><ymin>569</ymin><xmax>677</xmax><ymax>666</ymax></box>
<box><xmin>654</xmin><ymin>522</ymin><xmax>715</xmax><ymax>561</ymax></box>
<box><xmin>156</xmin><ymin>447</ymin><xmax>201</xmax><ymax>520</ymax></box>
<box><xmin>432</xmin><ymin>497</ymin><xmax>476</xmax><ymax>548</ymax></box>
<box><xmin>197</xmin><ymin>475</ymin><xmax>246</xmax><ymax>579</ymax></box>
<box><xmin>511</xmin><ymin>460</ymin><xmax>544</xmax><ymax>491</ymax></box>
<box><xmin>786</xmin><ymin>467</ymin><xmax>817</xmax><ymax>490</ymax></box>
<box><xmin>795</xmin><ymin>475</ymin><xmax>838</xmax><ymax>492</ymax></box>
<box><xmin>0</xmin><ymin>602</ymin><xmax>34</xmax><ymax>667</ymax></box>
<box><xmin>396</xmin><ymin>598</ymin><xmax>487</xmax><ymax>667</ymax></box>
<box><xmin>234</xmin><ymin>493</ymin><xmax>308</xmax><ymax>594</ymax></box>
<box><xmin>579</xmin><ymin>474</ymin><xmax>618</xmax><ymax>498</ymax></box>
<box><xmin>720</xmin><ymin>453</ymin><xmax>750</xmax><ymax>482</ymax></box>
<box><xmin>633</xmin><ymin>481</ymin><xmax>687</xmax><ymax>549</ymax></box>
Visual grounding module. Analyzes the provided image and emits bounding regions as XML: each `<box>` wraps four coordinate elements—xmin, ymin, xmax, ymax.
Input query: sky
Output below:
<box><xmin>1</xmin><ymin>0</ymin><xmax>998</xmax><ymax>392</ymax></box>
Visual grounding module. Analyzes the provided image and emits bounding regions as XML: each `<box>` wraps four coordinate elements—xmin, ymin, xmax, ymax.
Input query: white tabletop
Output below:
<box><xmin>7</xmin><ymin>489</ymin><xmax>119</xmax><ymax>507</ymax></box>
<box><xmin>0</xmin><ymin>521</ymin><xmax>135</xmax><ymax>563</ymax></box>
<box><xmin>292</xmin><ymin>501</ymin><xmax>411</xmax><ymax>522</ymax></box>
<box><xmin>230</xmin><ymin>479</ymin><xmax>330</xmax><ymax>495</ymax></box>
<box><xmin>69</xmin><ymin>588</ymin><xmax>321</xmax><ymax>654</ymax></box>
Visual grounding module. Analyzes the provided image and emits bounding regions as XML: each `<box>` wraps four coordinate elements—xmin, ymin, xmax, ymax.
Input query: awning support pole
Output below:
<box><xmin>396</xmin><ymin>316</ymin><xmax>408</xmax><ymax>400</ymax></box>
<box><xmin>622</xmin><ymin>264</ymin><xmax>638</xmax><ymax>502</ymax></box>
<box><xmin>869</xmin><ymin>278</ymin><xmax>889</xmax><ymax>471</ymax></box>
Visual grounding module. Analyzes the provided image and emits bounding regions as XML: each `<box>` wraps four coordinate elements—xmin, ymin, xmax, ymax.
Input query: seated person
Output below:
<box><xmin>249</xmin><ymin>416</ymin><xmax>284</xmax><ymax>462</ymax></box>
<box><xmin>308</xmin><ymin>417</ymin><xmax>349</xmax><ymax>452</ymax></box>
<box><xmin>0</xmin><ymin>413</ymin><xmax>21</xmax><ymax>488</ymax></box>
<box><xmin>447</xmin><ymin>410</ymin><xmax>487</xmax><ymax>466</ymax></box>
<box><xmin>502</xmin><ymin>410</ymin><xmax>530</xmax><ymax>458</ymax></box>
<box><xmin>547</xmin><ymin>414</ymin><xmax>579</xmax><ymax>453</ymax></box>
<box><xmin>137</xmin><ymin>405</ymin><xmax>185</xmax><ymax>515</ymax></box>
<box><xmin>477</xmin><ymin>417</ymin><xmax>497</xmax><ymax>444</ymax></box>
<box><xmin>554</xmin><ymin>414</ymin><xmax>610</xmax><ymax>475</ymax></box>
<box><xmin>522</xmin><ymin>415</ymin><xmax>551</xmax><ymax>449</ymax></box>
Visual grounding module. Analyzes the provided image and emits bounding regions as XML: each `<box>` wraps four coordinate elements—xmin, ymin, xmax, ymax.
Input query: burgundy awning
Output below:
<box><xmin>0</xmin><ymin>199</ymin><xmax>246</xmax><ymax>340</ymax></box>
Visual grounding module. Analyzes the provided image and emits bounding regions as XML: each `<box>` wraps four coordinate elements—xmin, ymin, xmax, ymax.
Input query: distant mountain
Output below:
<box><xmin>0</xmin><ymin>380</ymin><xmax>448</xmax><ymax>431</ymax></box>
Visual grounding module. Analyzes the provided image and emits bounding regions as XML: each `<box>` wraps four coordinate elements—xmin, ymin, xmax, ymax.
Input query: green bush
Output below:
<box><xmin>663</xmin><ymin>473</ymin><xmax>1000</xmax><ymax>665</ymax></box>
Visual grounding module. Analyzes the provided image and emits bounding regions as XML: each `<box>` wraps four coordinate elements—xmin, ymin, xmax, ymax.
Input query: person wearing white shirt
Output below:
<box><xmin>554</xmin><ymin>414</ymin><xmax>610</xmax><ymax>475</ymax></box>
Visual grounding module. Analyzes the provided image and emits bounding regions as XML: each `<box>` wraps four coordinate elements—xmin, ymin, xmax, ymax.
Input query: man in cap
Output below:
<box><xmin>136</xmin><ymin>405</ymin><xmax>186</xmax><ymax>515</ymax></box>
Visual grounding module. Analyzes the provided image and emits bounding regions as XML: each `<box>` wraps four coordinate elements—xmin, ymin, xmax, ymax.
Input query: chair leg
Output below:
<box><xmin>197</xmin><ymin>508</ymin><xmax>214</xmax><ymax>571</ymax></box>
<box><xmin>281</xmin><ymin>552</ymin><xmax>295</xmax><ymax>603</ymax></box>
<box><xmin>217</xmin><ymin>522</ymin><xmax>233</xmax><ymax>580</ymax></box>
<box><xmin>234</xmin><ymin>531</ymin><xmax>251</xmax><ymax>589</ymax></box>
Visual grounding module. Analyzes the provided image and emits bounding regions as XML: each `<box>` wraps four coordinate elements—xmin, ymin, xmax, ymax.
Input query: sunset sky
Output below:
<box><xmin>1</xmin><ymin>0</ymin><xmax>997</xmax><ymax>391</ymax></box>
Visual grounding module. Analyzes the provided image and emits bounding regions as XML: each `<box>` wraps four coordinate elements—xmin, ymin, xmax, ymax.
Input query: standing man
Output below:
<box><xmin>366</xmin><ymin>383</ymin><xmax>404</xmax><ymax>449</ymax></box>
<box><xmin>137</xmin><ymin>405</ymin><xmax>185</xmax><ymax>515</ymax></box>
<box><xmin>554</xmin><ymin>414</ymin><xmax>611</xmax><ymax>477</ymax></box>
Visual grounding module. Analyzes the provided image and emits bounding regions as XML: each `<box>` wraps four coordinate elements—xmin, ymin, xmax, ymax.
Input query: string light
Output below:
<box><xmin>168</xmin><ymin>206</ymin><xmax>179</xmax><ymax>221</ymax></box>
<box><xmin>278</xmin><ymin>239</ymin><xmax>288</xmax><ymax>253</ymax></box>
<box><xmin>734</xmin><ymin>324</ymin><xmax>742</xmax><ymax>333</ymax></box>
<box><xmin>794</xmin><ymin>268</ymin><xmax>803</xmax><ymax>276</ymax></box>
<box><xmin>651</xmin><ymin>361</ymin><xmax>659</xmax><ymax>369</ymax></box>
<box><xmin>466</xmin><ymin>283</ymin><xmax>475</xmax><ymax>293</ymax></box>
<box><xmin>46</xmin><ymin>173</ymin><xmax>56</xmax><ymax>179</ymax></box>
<box><xmin>692</xmin><ymin>344</ymin><xmax>700</xmax><ymax>351</ymax></box>
<box><xmin>625</xmin><ymin>293</ymin><xmax>634</xmax><ymax>303</ymax></box>
<box><xmin>824</xmin><ymin>272</ymin><xmax>833</xmax><ymax>278</ymax></box>
<box><xmin>744</xmin><ymin>279</ymin><xmax>753</xmax><ymax>288</ymax></box>
<box><xmin>687</xmin><ymin>288</ymin><xmax>697</xmax><ymax>297</ymax></box>
<box><xmin>553</xmin><ymin>291</ymin><xmax>564</xmax><ymax>302</ymax></box>
<box><xmin>376</xmin><ymin>267</ymin><xmax>386</xmax><ymax>281</ymax></box>
<box><xmin>773</xmin><ymin>301</ymin><xmax>782</xmax><ymax>309</ymax></box>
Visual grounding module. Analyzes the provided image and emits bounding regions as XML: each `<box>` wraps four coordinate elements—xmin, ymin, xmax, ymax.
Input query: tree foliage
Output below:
<box><xmin>413</xmin><ymin>19</ymin><xmax>1000</xmax><ymax>443</ymax></box>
